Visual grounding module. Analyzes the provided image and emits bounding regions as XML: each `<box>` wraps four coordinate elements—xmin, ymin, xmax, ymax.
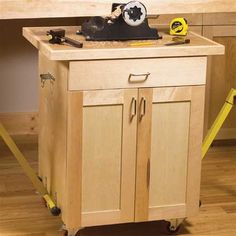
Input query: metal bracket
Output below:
<box><xmin>167</xmin><ymin>218</ymin><xmax>185</xmax><ymax>233</ymax></box>
<box><xmin>40</xmin><ymin>73</ymin><xmax>55</xmax><ymax>88</ymax></box>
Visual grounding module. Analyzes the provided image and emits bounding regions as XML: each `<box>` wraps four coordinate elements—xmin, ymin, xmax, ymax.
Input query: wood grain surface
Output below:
<box><xmin>1</xmin><ymin>0</ymin><xmax>236</xmax><ymax>19</ymax></box>
<box><xmin>23</xmin><ymin>27</ymin><xmax>224</xmax><ymax>61</ymax></box>
<box><xmin>1</xmin><ymin>135</ymin><xmax>236</xmax><ymax>235</ymax></box>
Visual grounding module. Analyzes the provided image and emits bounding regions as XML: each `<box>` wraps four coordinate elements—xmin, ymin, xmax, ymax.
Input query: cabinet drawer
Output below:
<box><xmin>69</xmin><ymin>57</ymin><xmax>207</xmax><ymax>91</ymax></box>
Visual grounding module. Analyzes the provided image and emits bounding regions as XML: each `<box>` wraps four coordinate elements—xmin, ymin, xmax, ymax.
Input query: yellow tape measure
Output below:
<box><xmin>170</xmin><ymin>18</ymin><xmax>188</xmax><ymax>36</ymax></box>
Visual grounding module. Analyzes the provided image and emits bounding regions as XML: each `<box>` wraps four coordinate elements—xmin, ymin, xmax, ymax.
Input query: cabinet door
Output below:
<box><xmin>135</xmin><ymin>86</ymin><xmax>205</xmax><ymax>222</ymax></box>
<box><xmin>67</xmin><ymin>89</ymin><xmax>138</xmax><ymax>228</ymax></box>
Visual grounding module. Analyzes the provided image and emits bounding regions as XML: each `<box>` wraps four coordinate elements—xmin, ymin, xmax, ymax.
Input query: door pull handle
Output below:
<box><xmin>140</xmin><ymin>97</ymin><xmax>146</xmax><ymax>120</ymax></box>
<box><xmin>128</xmin><ymin>72</ymin><xmax>150</xmax><ymax>83</ymax></box>
<box><xmin>130</xmin><ymin>97</ymin><xmax>137</xmax><ymax>120</ymax></box>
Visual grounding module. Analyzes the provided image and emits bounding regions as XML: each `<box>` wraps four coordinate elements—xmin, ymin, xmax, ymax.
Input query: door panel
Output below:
<box><xmin>149</xmin><ymin>102</ymin><xmax>190</xmax><ymax>207</ymax></box>
<box><xmin>82</xmin><ymin>105</ymin><xmax>123</xmax><ymax>212</ymax></box>
<box><xmin>81</xmin><ymin>89</ymin><xmax>138</xmax><ymax>227</ymax></box>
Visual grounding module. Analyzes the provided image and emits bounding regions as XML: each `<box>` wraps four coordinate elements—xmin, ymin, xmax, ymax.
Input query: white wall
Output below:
<box><xmin>0</xmin><ymin>18</ymin><xmax>83</xmax><ymax>112</ymax></box>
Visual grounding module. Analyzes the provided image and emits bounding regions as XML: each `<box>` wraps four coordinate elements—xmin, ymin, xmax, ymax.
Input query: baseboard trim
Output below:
<box><xmin>0</xmin><ymin>112</ymin><xmax>38</xmax><ymax>135</ymax></box>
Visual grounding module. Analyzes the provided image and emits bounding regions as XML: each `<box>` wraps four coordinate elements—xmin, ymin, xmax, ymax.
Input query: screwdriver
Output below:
<box><xmin>165</xmin><ymin>38</ymin><xmax>190</xmax><ymax>46</ymax></box>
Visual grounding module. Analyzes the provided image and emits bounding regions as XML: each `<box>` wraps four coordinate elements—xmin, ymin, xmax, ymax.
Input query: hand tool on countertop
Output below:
<box><xmin>47</xmin><ymin>29</ymin><xmax>83</xmax><ymax>48</ymax></box>
<box><xmin>165</xmin><ymin>38</ymin><xmax>191</xmax><ymax>46</ymax></box>
<box><xmin>129</xmin><ymin>41</ymin><xmax>155</xmax><ymax>47</ymax></box>
<box><xmin>170</xmin><ymin>17</ymin><xmax>189</xmax><ymax>36</ymax></box>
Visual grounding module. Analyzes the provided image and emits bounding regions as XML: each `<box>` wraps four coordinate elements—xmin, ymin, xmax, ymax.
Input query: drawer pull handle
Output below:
<box><xmin>130</xmin><ymin>97</ymin><xmax>137</xmax><ymax>120</ymax></box>
<box><xmin>140</xmin><ymin>97</ymin><xmax>146</xmax><ymax>120</ymax></box>
<box><xmin>40</xmin><ymin>73</ymin><xmax>55</xmax><ymax>88</ymax></box>
<box><xmin>128</xmin><ymin>72</ymin><xmax>150</xmax><ymax>83</ymax></box>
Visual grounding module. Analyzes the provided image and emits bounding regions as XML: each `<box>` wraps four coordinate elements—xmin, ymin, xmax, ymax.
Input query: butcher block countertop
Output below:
<box><xmin>23</xmin><ymin>26</ymin><xmax>224</xmax><ymax>61</ymax></box>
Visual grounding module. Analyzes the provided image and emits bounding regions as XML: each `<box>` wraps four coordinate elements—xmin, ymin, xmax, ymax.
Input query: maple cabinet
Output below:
<box><xmin>26</xmin><ymin>26</ymin><xmax>223</xmax><ymax>235</ymax></box>
<box><xmin>70</xmin><ymin>86</ymin><xmax>204</xmax><ymax>227</ymax></box>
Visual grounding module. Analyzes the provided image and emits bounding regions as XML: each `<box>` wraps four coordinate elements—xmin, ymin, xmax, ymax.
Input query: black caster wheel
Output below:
<box><xmin>166</xmin><ymin>222</ymin><xmax>181</xmax><ymax>235</ymax></box>
<box><xmin>50</xmin><ymin>206</ymin><xmax>61</xmax><ymax>216</ymax></box>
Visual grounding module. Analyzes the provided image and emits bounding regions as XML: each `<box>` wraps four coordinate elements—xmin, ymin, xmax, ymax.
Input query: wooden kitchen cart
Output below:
<box><xmin>23</xmin><ymin>26</ymin><xmax>224</xmax><ymax>236</ymax></box>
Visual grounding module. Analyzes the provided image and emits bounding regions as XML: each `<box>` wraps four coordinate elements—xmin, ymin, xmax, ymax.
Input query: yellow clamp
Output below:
<box><xmin>43</xmin><ymin>194</ymin><xmax>56</xmax><ymax>209</ymax></box>
<box><xmin>0</xmin><ymin>122</ymin><xmax>61</xmax><ymax>216</ymax></box>
<box><xmin>202</xmin><ymin>88</ymin><xmax>236</xmax><ymax>159</ymax></box>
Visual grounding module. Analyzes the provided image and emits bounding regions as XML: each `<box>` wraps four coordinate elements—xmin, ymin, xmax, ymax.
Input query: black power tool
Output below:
<box><xmin>80</xmin><ymin>1</ymin><xmax>161</xmax><ymax>41</ymax></box>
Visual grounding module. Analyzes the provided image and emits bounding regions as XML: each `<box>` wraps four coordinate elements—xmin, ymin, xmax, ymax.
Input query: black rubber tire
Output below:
<box><xmin>166</xmin><ymin>222</ymin><xmax>181</xmax><ymax>235</ymax></box>
<box><xmin>51</xmin><ymin>206</ymin><xmax>61</xmax><ymax>216</ymax></box>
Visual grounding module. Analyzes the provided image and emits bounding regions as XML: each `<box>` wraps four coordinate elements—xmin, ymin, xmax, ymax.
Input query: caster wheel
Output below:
<box><xmin>51</xmin><ymin>206</ymin><xmax>61</xmax><ymax>216</ymax></box>
<box><xmin>167</xmin><ymin>223</ymin><xmax>181</xmax><ymax>234</ymax></box>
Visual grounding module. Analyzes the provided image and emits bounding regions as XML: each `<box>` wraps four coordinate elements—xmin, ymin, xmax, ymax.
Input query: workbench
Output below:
<box><xmin>1</xmin><ymin>0</ymin><xmax>236</xmax><ymax>19</ymax></box>
<box><xmin>23</xmin><ymin>26</ymin><xmax>224</xmax><ymax>235</ymax></box>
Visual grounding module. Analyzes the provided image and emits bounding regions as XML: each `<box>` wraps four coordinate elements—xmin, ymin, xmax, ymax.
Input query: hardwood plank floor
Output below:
<box><xmin>0</xmin><ymin>135</ymin><xmax>236</xmax><ymax>235</ymax></box>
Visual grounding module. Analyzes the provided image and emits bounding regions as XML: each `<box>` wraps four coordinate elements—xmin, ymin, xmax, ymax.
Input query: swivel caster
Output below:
<box><xmin>167</xmin><ymin>223</ymin><xmax>181</xmax><ymax>234</ymax></box>
<box><xmin>166</xmin><ymin>218</ymin><xmax>185</xmax><ymax>234</ymax></box>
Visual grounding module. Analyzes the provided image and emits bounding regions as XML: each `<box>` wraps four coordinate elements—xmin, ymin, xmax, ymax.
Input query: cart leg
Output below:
<box><xmin>166</xmin><ymin>218</ymin><xmax>185</xmax><ymax>234</ymax></box>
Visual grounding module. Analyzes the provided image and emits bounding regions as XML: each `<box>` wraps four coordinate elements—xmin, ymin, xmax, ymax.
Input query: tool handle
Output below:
<box><xmin>64</xmin><ymin>36</ymin><xmax>83</xmax><ymax>48</ymax></box>
<box><xmin>165</xmin><ymin>39</ymin><xmax>190</xmax><ymax>46</ymax></box>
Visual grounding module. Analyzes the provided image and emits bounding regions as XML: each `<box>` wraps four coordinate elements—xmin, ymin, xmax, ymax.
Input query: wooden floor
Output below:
<box><xmin>0</xmin><ymin>135</ymin><xmax>236</xmax><ymax>236</ymax></box>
